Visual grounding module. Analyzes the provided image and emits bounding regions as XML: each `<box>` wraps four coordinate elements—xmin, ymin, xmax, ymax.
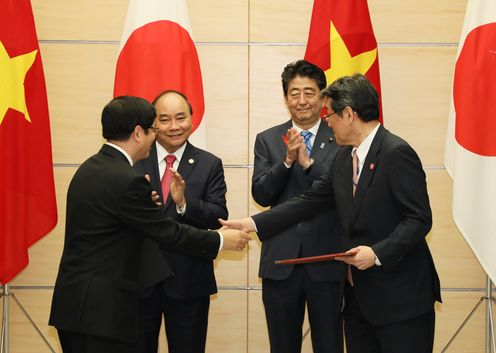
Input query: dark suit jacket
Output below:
<box><xmin>49</xmin><ymin>145</ymin><xmax>220</xmax><ymax>344</ymax></box>
<box><xmin>252</xmin><ymin>119</ymin><xmax>344</xmax><ymax>281</ymax></box>
<box><xmin>134</xmin><ymin>142</ymin><xmax>227</xmax><ymax>297</ymax></box>
<box><xmin>252</xmin><ymin>125</ymin><xmax>441</xmax><ymax>325</ymax></box>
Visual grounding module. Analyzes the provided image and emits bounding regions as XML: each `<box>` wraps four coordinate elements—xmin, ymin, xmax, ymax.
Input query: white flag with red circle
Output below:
<box><xmin>114</xmin><ymin>0</ymin><xmax>206</xmax><ymax>146</ymax></box>
<box><xmin>444</xmin><ymin>0</ymin><xmax>496</xmax><ymax>282</ymax></box>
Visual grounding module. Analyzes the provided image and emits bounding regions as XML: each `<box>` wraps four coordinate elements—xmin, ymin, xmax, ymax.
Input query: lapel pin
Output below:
<box><xmin>329</xmin><ymin>137</ymin><xmax>334</xmax><ymax>143</ymax></box>
<box><xmin>320</xmin><ymin>142</ymin><xmax>325</xmax><ymax>149</ymax></box>
<box><xmin>189</xmin><ymin>158</ymin><xmax>194</xmax><ymax>164</ymax></box>
<box><xmin>370</xmin><ymin>163</ymin><xmax>375</xmax><ymax>170</ymax></box>
<box><xmin>281</xmin><ymin>134</ymin><xmax>289</xmax><ymax>146</ymax></box>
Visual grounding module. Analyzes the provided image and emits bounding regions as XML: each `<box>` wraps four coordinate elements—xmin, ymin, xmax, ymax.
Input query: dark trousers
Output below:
<box><xmin>137</xmin><ymin>285</ymin><xmax>210</xmax><ymax>353</ymax></box>
<box><xmin>262</xmin><ymin>265</ymin><xmax>343</xmax><ymax>353</ymax></box>
<box><xmin>58</xmin><ymin>329</ymin><xmax>135</xmax><ymax>353</ymax></box>
<box><xmin>344</xmin><ymin>284</ymin><xmax>435</xmax><ymax>353</ymax></box>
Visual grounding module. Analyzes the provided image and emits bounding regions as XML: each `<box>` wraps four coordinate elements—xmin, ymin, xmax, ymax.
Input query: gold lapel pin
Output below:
<box><xmin>189</xmin><ymin>158</ymin><xmax>194</xmax><ymax>164</ymax></box>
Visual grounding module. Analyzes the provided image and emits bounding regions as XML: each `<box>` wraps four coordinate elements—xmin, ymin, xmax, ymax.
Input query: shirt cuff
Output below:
<box><xmin>251</xmin><ymin>217</ymin><xmax>258</xmax><ymax>232</ymax></box>
<box><xmin>176</xmin><ymin>203</ymin><xmax>186</xmax><ymax>215</ymax></box>
<box><xmin>374</xmin><ymin>255</ymin><xmax>382</xmax><ymax>266</ymax></box>
<box><xmin>216</xmin><ymin>230</ymin><xmax>224</xmax><ymax>253</ymax></box>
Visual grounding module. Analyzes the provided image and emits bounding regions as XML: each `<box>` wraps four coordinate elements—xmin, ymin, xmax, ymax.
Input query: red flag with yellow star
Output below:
<box><xmin>0</xmin><ymin>0</ymin><xmax>57</xmax><ymax>284</ymax></box>
<box><xmin>304</xmin><ymin>0</ymin><xmax>383</xmax><ymax>122</ymax></box>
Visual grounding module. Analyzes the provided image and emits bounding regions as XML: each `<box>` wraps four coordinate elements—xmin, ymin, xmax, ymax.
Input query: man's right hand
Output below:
<box><xmin>219</xmin><ymin>217</ymin><xmax>257</xmax><ymax>233</ymax></box>
<box><xmin>297</xmin><ymin>141</ymin><xmax>313</xmax><ymax>170</ymax></box>
<box><xmin>219</xmin><ymin>227</ymin><xmax>251</xmax><ymax>251</ymax></box>
<box><xmin>145</xmin><ymin>174</ymin><xmax>162</xmax><ymax>206</ymax></box>
<box><xmin>284</xmin><ymin>128</ymin><xmax>301</xmax><ymax>166</ymax></box>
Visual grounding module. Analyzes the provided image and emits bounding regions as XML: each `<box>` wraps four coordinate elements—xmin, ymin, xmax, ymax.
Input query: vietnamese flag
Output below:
<box><xmin>444</xmin><ymin>0</ymin><xmax>496</xmax><ymax>282</ymax></box>
<box><xmin>304</xmin><ymin>0</ymin><xmax>383</xmax><ymax>122</ymax></box>
<box><xmin>114</xmin><ymin>0</ymin><xmax>206</xmax><ymax>146</ymax></box>
<box><xmin>0</xmin><ymin>0</ymin><xmax>57</xmax><ymax>284</ymax></box>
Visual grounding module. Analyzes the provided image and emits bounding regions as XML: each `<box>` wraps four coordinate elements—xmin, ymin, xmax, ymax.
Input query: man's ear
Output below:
<box><xmin>343</xmin><ymin>106</ymin><xmax>354</xmax><ymax>123</ymax></box>
<box><xmin>131</xmin><ymin>125</ymin><xmax>142</xmax><ymax>142</ymax></box>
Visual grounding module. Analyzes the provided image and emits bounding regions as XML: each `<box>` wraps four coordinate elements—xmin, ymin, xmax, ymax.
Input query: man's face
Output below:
<box><xmin>154</xmin><ymin>92</ymin><xmax>193</xmax><ymax>153</ymax></box>
<box><xmin>284</xmin><ymin>75</ymin><xmax>323</xmax><ymax>129</ymax></box>
<box><xmin>324</xmin><ymin>97</ymin><xmax>352</xmax><ymax>145</ymax></box>
<box><xmin>136</xmin><ymin>125</ymin><xmax>158</xmax><ymax>162</ymax></box>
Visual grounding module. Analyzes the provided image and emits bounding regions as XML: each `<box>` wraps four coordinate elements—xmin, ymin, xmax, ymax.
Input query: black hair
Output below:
<box><xmin>101</xmin><ymin>96</ymin><xmax>156</xmax><ymax>141</ymax></box>
<box><xmin>281</xmin><ymin>60</ymin><xmax>326</xmax><ymax>96</ymax></box>
<box><xmin>321</xmin><ymin>74</ymin><xmax>379</xmax><ymax>122</ymax></box>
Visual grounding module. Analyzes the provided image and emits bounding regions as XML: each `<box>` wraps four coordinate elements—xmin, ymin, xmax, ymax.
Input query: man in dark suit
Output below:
<box><xmin>49</xmin><ymin>96</ymin><xmax>250</xmax><ymax>353</ymax></box>
<box><xmin>134</xmin><ymin>90</ymin><xmax>227</xmax><ymax>353</ymax></box>
<box><xmin>222</xmin><ymin>74</ymin><xmax>441</xmax><ymax>353</ymax></box>
<box><xmin>251</xmin><ymin>60</ymin><xmax>344</xmax><ymax>353</ymax></box>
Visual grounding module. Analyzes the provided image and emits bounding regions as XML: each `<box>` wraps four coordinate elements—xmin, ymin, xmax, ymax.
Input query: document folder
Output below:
<box><xmin>275</xmin><ymin>251</ymin><xmax>357</xmax><ymax>265</ymax></box>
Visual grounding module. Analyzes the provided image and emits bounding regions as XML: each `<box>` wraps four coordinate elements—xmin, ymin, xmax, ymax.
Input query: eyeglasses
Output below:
<box><xmin>148</xmin><ymin>127</ymin><xmax>159</xmax><ymax>134</ymax></box>
<box><xmin>323</xmin><ymin>111</ymin><xmax>340</xmax><ymax>120</ymax></box>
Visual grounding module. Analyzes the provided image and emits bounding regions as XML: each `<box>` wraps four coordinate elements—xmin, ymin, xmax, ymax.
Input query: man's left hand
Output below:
<box><xmin>170</xmin><ymin>169</ymin><xmax>186</xmax><ymax>208</ymax></box>
<box><xmin>335</xmin><ymin>246</ymin><xmax>376</xmax><ymax>270</ymax></box>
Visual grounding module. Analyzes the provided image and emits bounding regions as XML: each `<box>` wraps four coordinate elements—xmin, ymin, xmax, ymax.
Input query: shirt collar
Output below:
<box><xmin>352</xmin><ymin>123</ymin><xmax>381</xmax><ymax>164</ymax></box>
<box><xmin>156</xmin><ymin>141</ymin><xmax>187</xmax><ymax>164</ymax></box>
<box><xmin>292</xmin><ymin>120</ymin><xmax>320</xmax><ymax>136</ymax></box>
<box><xmin>105</xmin><ymin>142</ymin><xmax>134</xmax><ymax>166</ymax></box>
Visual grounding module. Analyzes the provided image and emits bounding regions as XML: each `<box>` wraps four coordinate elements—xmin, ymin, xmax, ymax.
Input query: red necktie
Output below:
<box><xmin>161</xmin><ymin>155</ymin><xmax>176</xmax><ymax>200</ymax></box>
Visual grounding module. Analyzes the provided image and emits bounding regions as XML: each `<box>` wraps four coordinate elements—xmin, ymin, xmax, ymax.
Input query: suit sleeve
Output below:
<box><xmin>251</xmin><ymin>133</ymin><xmax>293</xmax><ymax>206</ymax></box>
<box><xmin>371</xmin><ymin>144</ymin><xmax>432</xmax><ymax>269</ymax></box>
<box><xmin>253</xmin><ymin>169</ymin><xmax>335</xmax><ymax>241</ymax></box>
<box><xmin>117</xmin><ymin>175</ymin><xmax>220</xmax><ymax>260</ymax></box>
<box><xmin>182</xmin><ymin>157</ymin><xmax>228</xmax><ymax>229</ymax></box>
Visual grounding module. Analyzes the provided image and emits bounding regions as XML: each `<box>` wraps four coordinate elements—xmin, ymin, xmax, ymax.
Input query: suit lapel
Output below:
<box><xmin>277</xmin><ymin>120</ymin><xmax>293</xmax><ymax>156</ymax></box>
<box><xmin>337</xmin><ymin>146</ymin><xmax>355</xmax><ymax>229</ymax></box>
<box><xmin>147</xmin><ymin>144</ymin><xmax>162</xmax><ymax>195</ymax></box>
<box><xmin>311</xmin><ymin>120</ymin><xmax>333</xmax><ymax>161</ymax></box>
<box><xmin>350</xmin><ymin>125</ymin><xmax>385</xmax><ymax>219</ymax></box>
<box><xmin>164</xmin><ymin>142</ymin><xmax>198</xmax><ymax>209</ymax></box>
<box><xmin>177</xmin><ymin>142</ymin><xmax>198</xmax><ymax>181</ymax></box>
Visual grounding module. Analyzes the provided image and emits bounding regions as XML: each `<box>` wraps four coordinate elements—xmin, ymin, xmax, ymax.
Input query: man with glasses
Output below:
<box><xmin>134</xmin><ymin>90</ymin><xmax>228</xmax><ymax>353</ymax></box>
<box><xmin>251</xmin><ymin>60</ymin><xmax>344</xmax><ymax>353</ymax></box>
<box><xmin>222</xmin><ymin>74</ymin><xmax>441</xmax><ymax>353</ymax></box>
<box><xmin>49</xmin><ymin>96</ymin><xmax>250</xmax><ymax>353</ymax></box>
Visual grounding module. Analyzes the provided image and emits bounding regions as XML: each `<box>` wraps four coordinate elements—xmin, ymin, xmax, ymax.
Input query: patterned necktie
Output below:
<box><xmin>300</xmin><ymin>131</ymin><xmax>313</xmax><ymax>157</ymax></box>
<box><xmin>161</xmin><ymin>155</ymin><xmax>176</xmax><ymax>200</ymax></box>
<box><xmin>352</xmin><ymin>149</ymin><xmax>359</xmax><ymax>197</ymax></box>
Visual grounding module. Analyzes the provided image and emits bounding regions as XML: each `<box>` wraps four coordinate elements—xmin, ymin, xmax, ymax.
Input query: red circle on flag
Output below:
<box><xmin>114</xmin><ymin>20</ymin><xmax>204</xmax><ymax>132</ymax></box>
<box><xmin>453</xmin><ymin>22</ymin><xmax>496</xmax><ymax>156</ymax></box>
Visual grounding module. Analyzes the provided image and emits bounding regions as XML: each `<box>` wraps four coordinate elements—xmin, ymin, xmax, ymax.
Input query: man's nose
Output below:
<box><xmin>169</xmin><ymin>119</ymin><xmax>179</xmax><ymax>129</ymax></box>
<box><xmin>297</xmin><ymin>93</ymin><xmax>308</xmax><ymax>105</ymax></box>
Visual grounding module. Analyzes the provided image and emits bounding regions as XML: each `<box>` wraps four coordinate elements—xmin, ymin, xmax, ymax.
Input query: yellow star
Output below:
<box><xmin>325</xmin><ymin>22</ymin><xmax>377</xmax><ymax>85</ymax></box>
<box><xmin>0</xmin><ymin>41</ymin><xmax>38</xmax><ymax>125</ymax></box>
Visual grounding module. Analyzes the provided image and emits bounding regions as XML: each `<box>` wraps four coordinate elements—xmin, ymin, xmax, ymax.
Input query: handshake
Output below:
<box><xmin>217</xmin><ymin>217</ymin><xmax>257</xmax><ymax>251</ymax></box>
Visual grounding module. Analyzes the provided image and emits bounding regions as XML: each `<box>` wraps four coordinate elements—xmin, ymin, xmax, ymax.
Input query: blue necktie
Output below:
<box><xmin>301</xmin><ymin>131</ymin><xmax>313</xmax><ymax>157</ymax></box>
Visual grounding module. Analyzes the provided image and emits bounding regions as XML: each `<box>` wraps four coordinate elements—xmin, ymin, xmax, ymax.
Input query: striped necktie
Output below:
<box><xmin>300</xmin><ymin>130</ymin><xmax>313</xmax><ymax>157</ymax></box>
<box><xmin>352</xmin><ymin>149</ymin><xmax>359</xmax><ymax>197</ymax></box>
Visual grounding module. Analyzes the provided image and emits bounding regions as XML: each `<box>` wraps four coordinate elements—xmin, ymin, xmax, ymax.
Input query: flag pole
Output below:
<box><xmin>1</xmin><ymin>284</ymin><xmax>10</xmax><ymax>353</ymax></box>
<box><xmin>485</xmin><ymin>276</ymin><xmax>495</xmax><ymax>353</ymax></box>
<box><xmin>0</xmin><ymin>284</ymin><xmax>56</xmax><ymax>353</ymax></box>
<box><xmin>441</xmin><ymin>275</ymin><xmax>495</xmax><ymax>353</ymax></box>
